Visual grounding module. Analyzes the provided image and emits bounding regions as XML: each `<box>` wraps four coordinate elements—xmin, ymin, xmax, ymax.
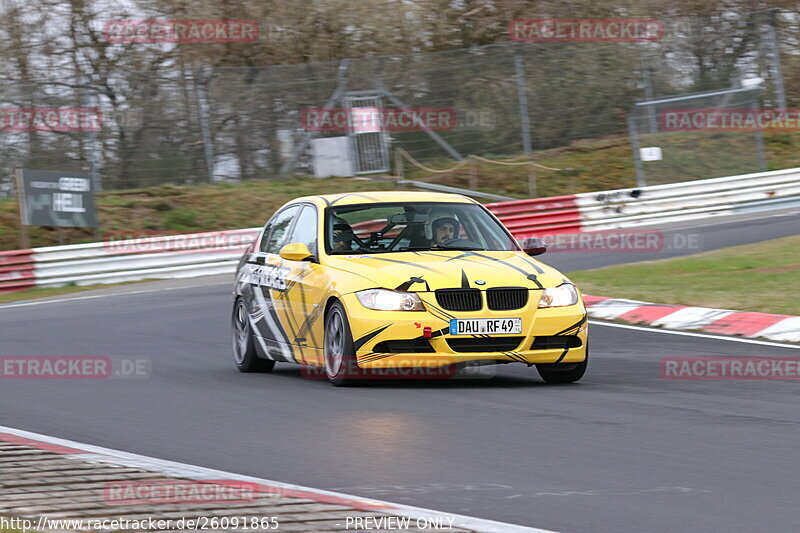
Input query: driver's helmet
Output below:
<box><xmin>425</xmin><ymin>208</ymin><xmax>460</xmax><ymax>241</ymax></box>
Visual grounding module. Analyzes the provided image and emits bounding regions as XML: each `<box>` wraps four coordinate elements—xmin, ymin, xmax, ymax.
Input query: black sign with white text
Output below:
<box><xmin>16</xmin><ymin>169</ymin><xmax>97</xmax><ymax>228</ymax></box>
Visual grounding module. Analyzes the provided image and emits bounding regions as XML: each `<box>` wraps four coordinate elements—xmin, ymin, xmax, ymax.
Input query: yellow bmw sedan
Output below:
<box><xmin>232</xmin><ymin>191</ymin><xmax>587</xmax><ymax>386</ymax></box>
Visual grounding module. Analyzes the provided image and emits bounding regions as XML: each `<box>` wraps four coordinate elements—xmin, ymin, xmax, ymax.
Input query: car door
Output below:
<box><xmin>277</xmin><ymin>204</ymin><xmax>327</xmax><ymax>366</ymax></box>
<box><xmin>246</xmin><ymin>204</ymin><xmax>300</xmax><ymax>362</ymax></box>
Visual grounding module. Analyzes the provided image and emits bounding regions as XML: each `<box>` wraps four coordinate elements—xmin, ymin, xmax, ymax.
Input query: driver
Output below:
<box><xmin>332</xmin><ymin>217</ymin><xmax>355</xmax><ymax>251</ymax></box>
<box><xmin>431</xmin><ymin>217</ymin><xmax>460</xmax><ymax>245</ymax></box>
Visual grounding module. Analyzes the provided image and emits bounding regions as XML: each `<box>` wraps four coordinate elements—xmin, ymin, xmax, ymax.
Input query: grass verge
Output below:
<box><xmin>404</xmin><ymin>131</ymin><xmax>800</xmax><ymax>198</ymax></box>
<box><xmin>569</xmin><ymin>235</ymin><xmax>800</xmax><ymax>316</ymax></box>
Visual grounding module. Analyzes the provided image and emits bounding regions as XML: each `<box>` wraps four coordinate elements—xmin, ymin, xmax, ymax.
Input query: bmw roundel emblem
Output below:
<box><xmin>475</xmin><ymin>280</ymin><xmax>486</xmax><ymax>285</ymax></box>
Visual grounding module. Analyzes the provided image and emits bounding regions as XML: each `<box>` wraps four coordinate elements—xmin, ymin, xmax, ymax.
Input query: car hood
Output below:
<box><xmin>325</xmin><ymin>250</ymin><xmax>569</xmax><ymax>292</ymax></box>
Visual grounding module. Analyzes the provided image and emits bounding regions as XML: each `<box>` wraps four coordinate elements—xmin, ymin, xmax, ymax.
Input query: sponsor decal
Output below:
<box><xmin>242</xmin><ymin>264</ymin><xmax>290</xmax><ymax>291</ymax></box>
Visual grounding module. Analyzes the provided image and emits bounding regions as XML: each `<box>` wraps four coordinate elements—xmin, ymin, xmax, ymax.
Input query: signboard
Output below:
<box><xmin>640</xmin><ymin>147</ymin><xmax>663</xmax><ymax>162</ymax></box>
<box><xmin>311</xmin><ymin>137</ymin><xmax>354</xmax><ymax>178</ymax></box>
<box><xmin>16</xmin><ymin>169</ymin><xmax>97</xmax><ymax>228</ymax></box>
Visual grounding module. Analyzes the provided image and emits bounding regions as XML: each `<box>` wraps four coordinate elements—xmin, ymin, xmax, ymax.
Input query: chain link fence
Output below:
<box><xmin>1</xmin><ymin>13</ymin><xmax>798</xmax><ymax>195</ymax></box>
<box><xmin>628</xmin><ymin>86</ymin><xmax>767</xmax><ymax>186</ymax></box>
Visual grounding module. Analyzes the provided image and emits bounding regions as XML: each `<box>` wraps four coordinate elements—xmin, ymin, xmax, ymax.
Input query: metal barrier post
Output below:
<box><xmin>193</xmin><ymin>67</ymin><xmax>216</xmax><ymax>184</ymax></box>
<box><xmin>514</xmin><ymin>48</ymin><xmax>532</xmax><ymax>154</ymax></box>
<box><xmin>628</xmin><ymin>114</ymin><xmax>646</xmax><ymax>188</ymax></box>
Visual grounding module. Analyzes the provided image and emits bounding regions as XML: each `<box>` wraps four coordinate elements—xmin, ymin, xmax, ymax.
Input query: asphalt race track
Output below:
<box><xmin>1</xmin><ymin>212</ymin><xmax>799</xmax><ymax>533</ymax></box>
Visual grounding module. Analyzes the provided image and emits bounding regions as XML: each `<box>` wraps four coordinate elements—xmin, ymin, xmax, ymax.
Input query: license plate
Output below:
<box><xmin>449</xmin><ymin>318</ymin><xmax>522</xmax><ymax>335</ymax></box>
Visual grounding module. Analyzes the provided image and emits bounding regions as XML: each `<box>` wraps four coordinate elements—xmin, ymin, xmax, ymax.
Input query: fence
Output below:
<box><xmin>3</xmin><ymin>167</ymin><xmax>799</xmax><ymax>294</ymax></box>
<box><xmin>627</xmin><ymin>86</ymin><xmax>767</xmax><ymax>187</ymax></box>
<box><xmin>1</xmin><ymin>11</ymin><xmax>798</xmax><ymax>195</ymax></box>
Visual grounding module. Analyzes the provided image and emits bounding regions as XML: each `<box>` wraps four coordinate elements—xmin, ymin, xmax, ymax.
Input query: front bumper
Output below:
<box><xmin>340</xmin><ymin>291</ymin><xmax>588</xmax><ymax>369</ymax></box>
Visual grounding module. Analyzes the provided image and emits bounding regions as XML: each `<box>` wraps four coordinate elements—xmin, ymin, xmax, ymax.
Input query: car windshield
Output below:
<box><xmin>326</xmin><ymin>202</ymin><xmax>519</xmax><ymax>254</ymax></box>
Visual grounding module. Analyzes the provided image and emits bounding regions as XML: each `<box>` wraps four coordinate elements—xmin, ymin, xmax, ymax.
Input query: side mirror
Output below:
<box><xmin>521</xmin><ymin>237</ymin><xmax>547</xmax><ymax>256</ymax></box>
<box><xmin>279</xmin><ymin>242</ymin><xmax>313</xmax><ymax>262</ymax></box>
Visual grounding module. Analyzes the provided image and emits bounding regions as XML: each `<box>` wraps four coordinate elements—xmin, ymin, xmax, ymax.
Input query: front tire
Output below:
<box><xmin>232</xmin><ymin>297</ymin><xmax>275</xmax><ymax>373</ymax></box>
<box><xmin>324</xmin><ymin>301</ymin><xmax>362</xmax><ymax>386</ymax></box>
<box><xmin>536</xmin><ymin>345</ymin><xmax>587</xmax><ymax>384</ymax></box>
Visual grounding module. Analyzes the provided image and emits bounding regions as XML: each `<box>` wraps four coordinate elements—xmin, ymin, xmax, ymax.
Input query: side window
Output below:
<box><xmin>257</xmin><ymin>220</ymin><xmax>273</xmax><ymax>253</ymax></box>
<box><xmin>261</xmin><ymin>205</ymin><xmax>300</xmax><ymax>254</ymax></box>
<box><xmin>286</xmin><ymin>205</ymin><xmax>318</xmax><ymax>257</ymax></box>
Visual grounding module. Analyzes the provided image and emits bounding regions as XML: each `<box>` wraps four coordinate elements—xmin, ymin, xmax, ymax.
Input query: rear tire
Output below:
<box><xmin>232</xmin><ymin>297</ymin><xmax>275</xmax><ymax>373</ymax></box>
<box><xmin>324</xmin><ymin>301</ymin><xmax>362</xmax><ymax>386</ymax></box>
<box><xmin>536</xmin><ymin>345</ymin><xmax>587</xmax><ymax>384</ymax></box>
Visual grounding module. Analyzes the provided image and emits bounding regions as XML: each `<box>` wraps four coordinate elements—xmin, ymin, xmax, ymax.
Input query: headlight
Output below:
<box><xmin>538</xmin><ymin>284</ymin><xmax>579</xmax><ymax>308</ymax></box>
<box><xmin>356</xmin><ymin>289</ymin><xmax>426</xmax><ymax>311</ymax></box>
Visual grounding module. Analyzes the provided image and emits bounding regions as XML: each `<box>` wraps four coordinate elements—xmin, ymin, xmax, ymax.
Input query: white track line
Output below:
<box><xmin>0</xmin><ymin>425</ymin><xmax>556</xmax><ymax>533</ymax></box>
<box><xmin>0</xmin><ymin>282</ymin><xmax>230</xmax><ymax>310</ymax></box>
<box><xmin>589</xmin><ymin>320</ymin><xmax>800</xmax><ymax>350</ymax></box>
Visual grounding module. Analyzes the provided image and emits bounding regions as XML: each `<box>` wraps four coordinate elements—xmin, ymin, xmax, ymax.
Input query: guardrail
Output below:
<box><xmin>486</xmin><ymin>195</ymin><xmax>583</xmax><ymax>235</ymax></box>
<box><xmin>575</xmin><ymin>167</ymin><xmax>800</xmax><ymax>231</ymax></box>
<box><xmin>0</xmin><ymin>250</ymin><xmax>36</xmax><ymax>292</ymax></box>
<box><xmin>2</xmin><ymin>167</ymin><xmax>798</xmax><ymax>294</ymax></box>
<box><xmin>491</xmin><ymin>167</ymin><xmax>800</xmax><ymax>239</ymax></box>
<box><xmin>0</xmin><ymin>229</ymin><xmax>259</xmax><ymax>294</ymax></box>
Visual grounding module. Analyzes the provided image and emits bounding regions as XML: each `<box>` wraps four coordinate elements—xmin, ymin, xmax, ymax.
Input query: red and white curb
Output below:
<box><xmin>584</xmin><ymin>295</ymin><xmax>800</xmax><ymax>343</ymax></box>
<box><xmin>0</xmin><ymin>425</ymin><xmax>555</xmax><ymax>533</ymax></box>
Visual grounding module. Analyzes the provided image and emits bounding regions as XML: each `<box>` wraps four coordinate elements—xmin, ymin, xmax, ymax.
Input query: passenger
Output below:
<box><xmin>332</xmin><ymin>217</ymin><xmax>355</xmax><ymax>251</ymax></box>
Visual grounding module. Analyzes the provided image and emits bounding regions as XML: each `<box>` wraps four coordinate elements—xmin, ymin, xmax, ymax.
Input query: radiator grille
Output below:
<box><xmin>373</xmin><ymin>339</ymin><xmax>435</xmax><ymax>353</ymax></box>
<box><xmin>434</xmin><ymin>289</ymin><xmax>482</xmax><ymax>312</ymax></box>
<box><xmin>487</xmin><ymin>287</ymin><xmax>529</xmax><ymax>311</ymax></box>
